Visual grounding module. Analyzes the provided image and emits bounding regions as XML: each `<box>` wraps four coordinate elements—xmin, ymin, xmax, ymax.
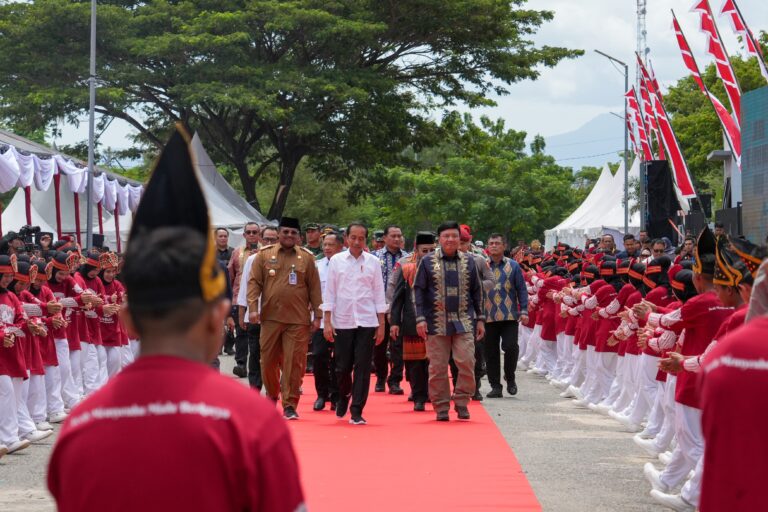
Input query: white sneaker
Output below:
<box><xmin>594</xmin><ymin>403</ymin><xmax>613</xmax><ymax>415</ymax></box>
<box><xmin>649</xmin><ymin>490</ymin><xmax>695</xmax><ymax>511</ymax></box>
<box><xmin>560</xmin><ymin>387</ymin><xmax>576</xmax><ymax>398</ymax></box>
<box><xmin>572</xmin><ymin>399</ymin><xmax>591</xmax><ymax>408</ymax></box>
<box><xmin>644</xmin><ymin>462</ymin><xmax>670</xmax><ymax>493</ymax></box>
<box><xmin>36</xmin><ymin>421</ymin><xmax>54</xmax><ymax>432</ymax></box>
<box><xmin>525</xmin><ymin>367</ymin><xmax>538</xmax><ymax>374</ymax></box>
<box><xmin>532</xmin><ymin>368</ymin><xmax>548</xmax><ymax>376</ymax></box>
<box><xmin>7</xmin><ymin>439</ymin><xmax>31</xmax><ymax>454</ymax></box>
<box><xmin>636</xmin><ymin>428</ymin><xmax>657</xmax><ymax>440</ymax></box>
<box><xmin>617</xmin><ymin>415</ymin><xmax>643</xmax><ymax>432</ymax></box>
<box><xmin>23</xmin><ymin>430</ymin><xmax>53</xmax><ymax>443</ymax></box>
<box><xmin>633</xmin><ymin>435</ymin><xmax>661</xmax><ymax>457</ymax></box>
<box><xmin>48</xmin><ymin>411</ymin><xmax>68</xmax><ymax>424</ymax></box>
<box><xmin>516</xmin><ymin>361</ymin><xmax>528</xmax><ymax>371</ymax></box>
<box><xmin>659</xmin><ymin>451</ymin><xmax>674</xmax><ymax>466</ymax></box>
<box><xmin>0</xmin><ymin>444</ymin><xmax>7</xmax><ymax>459</ymax></box>
<box><xmin>571</xmin><ymin>386</ymin><xmax>585</xmax><ymax>400</ymax></box>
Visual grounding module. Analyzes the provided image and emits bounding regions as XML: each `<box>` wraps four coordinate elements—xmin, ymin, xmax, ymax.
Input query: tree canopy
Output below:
<box><xmin>0</xmin><ymin>0</ymin><xmax>581</xmax><ymax>219</ymax></box>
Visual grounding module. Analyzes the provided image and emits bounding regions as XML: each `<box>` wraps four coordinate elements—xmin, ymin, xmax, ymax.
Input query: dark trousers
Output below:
<box><xmin>234</xmin><ymin>324</ymin><xmax>249</xmax><ymax>366</ymax></box>
<box><xmin>223</xmin><ymin>329</ymin><xmax>235</xmax><ymax>353</ymax></box>
<box><xmin>405</xmin><ymin>360</ymin><xmax>429</xmax><ymax>403</ymax></box>
<box><xmin>374</xmin><ymin>318</ymin><xmax>403</xmax><ymax>385</ymax></box>
<box><xmin>246</xmin><ymin>324</ymin><xmax>262</xmax><ymax>390</ymax></box>
<box><xmin>312</xmin><ymin>328</ymin><xmax>338</xmax><ymax>400</ymax></box>
<box><xmin>484</xmin><ymin>320</ymin><xmax>519</xmax><ymax>389</ymax></box>
<box><xmin>336</xmin><ymin>327</ymin><xmax>376</xmax><ymax>416</ymax></box>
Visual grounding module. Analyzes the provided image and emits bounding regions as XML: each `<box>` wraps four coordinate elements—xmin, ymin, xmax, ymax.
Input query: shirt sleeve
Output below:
<box><xmin>470</xmin><ymin>258</ymin><xmax>486</xmax><ymax>322</ymax></box>
<box><xmin>305</xmin><ymin>257</ymin><xmax>323</xmax><ymax>319</ymax></box>
<box><xmin>371</xmin><ymin>257</ymin><xmax>388</xmax><ymax>315</ymax></box>
<box><xmin>513</xmin><ymin>265</ymin><xmax>529</xmax><ymax>316</ymax></box>
<box><xmin>413</xmin><ymin>258</ymin><xmax>428</xmax><ymax>324</ymax></box>
<box><xmin>320</xmin><ymin>257</ymin><xmax>337</xmax><ymax>313</ymax></box>
<box><xmin>237</xmin><ymin>258</ymin><xmax>253</xmax><ymax>308</ymax></box>
<box><xmin>390</xmin><ymin>271</ymin><xmax>406</xmax><ymax>327</ymax></box>
<box><xmin>246</xmin><ymin>253</ymin><xmax>263</xmax><ymax>313</ymax></box>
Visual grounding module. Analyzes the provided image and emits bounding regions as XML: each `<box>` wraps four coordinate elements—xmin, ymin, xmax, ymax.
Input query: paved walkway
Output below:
<box><xmin>0</xmin><ymin>354</ymin><xmax>662</xmax><ymax>511</ymax></box>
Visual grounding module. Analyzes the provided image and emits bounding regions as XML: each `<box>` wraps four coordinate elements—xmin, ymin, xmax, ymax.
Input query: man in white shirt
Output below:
<box><xmin>322</xmin><ymin>223</ymin><xmax>387</xmax><ymax>425</ymax></box>
<box><xmin>312</xmin><ymin>231</ymin><xmax>343</xmax><ymax>411</ymax></box>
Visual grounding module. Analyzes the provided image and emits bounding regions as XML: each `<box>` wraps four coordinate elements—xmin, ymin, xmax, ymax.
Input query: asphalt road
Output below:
<box><xmin>0</xmin><ymin>354</ymin><xmax>663</xmax><ymax>511</ymax></box>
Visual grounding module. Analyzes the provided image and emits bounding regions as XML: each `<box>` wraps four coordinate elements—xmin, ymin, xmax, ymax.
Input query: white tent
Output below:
<box><xmin>544</xmin><ymin>159</ymin><xmax>641</xmax><ymax>250</ymax></box>
<box><xmin>1</xmin><ymin>130</ymin><xmax>269</xmax><ymax>249</ymax></box>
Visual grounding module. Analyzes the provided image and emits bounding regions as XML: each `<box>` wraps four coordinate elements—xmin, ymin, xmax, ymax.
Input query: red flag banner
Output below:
<box><xmin>625</xmin><ymin>87</ymin><xmax>654</xmax><ymax>161</ymax></box>
<box><xmin>672</xmin><ymin>12</ymin><xmax>741</xmax><ymax>168</ymax></box>
<box><xmin>720</xmin><ymin>0</ymin><xmax>768</xmax><ymax>83</ymax></box>
<box><xmin>637</xmin><ymin>53</ymin><xmax>697</xmax><ymax>199</ymax></box>
<box><xmin>691</xmin><ymin>0</ymin><xmax>742</xmax><ymax>124</ymax></box>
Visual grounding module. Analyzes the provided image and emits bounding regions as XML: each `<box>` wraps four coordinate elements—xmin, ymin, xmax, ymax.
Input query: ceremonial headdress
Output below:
<box><xmin>643</xmin><ymin>256</ymin><xmax>672</xmax><ymax>290</ymax></box>
<box><xmin>99</xmin><ymin>252</ymin><xmax>119</xmax><ymax>271</ymax></box>
<box><xmin>670</xmin><ymin>268</ymin><xmax>697</xmax><ymax>302</ymax></box>
<box><xmin>714</xmin><ymin>237</ymin><xmax>755</xmax><ymax>287</ymax></box>
<box><xmin>415</xmin><ymin>231</ymin><xmax>435</xmax><ymax>246</ymax></box>
<box><xmin>692</xmin><ymin>226</ymin><xmax>717</xmax><ymax>276</ymax></box>
<box><xmin>729</xmin><ymin>237</ymin><xmax>766</xmax><ymax>280</ymax></box>
<box><xmin>0</xmin><ymin>254</ymin><xmax>18</xmax><ymax>275</ymax></box>
<box><xmin>14</xmin><ymin>260</ymin><xmax>37</xmax><ymax>284</ymax></box>
<box><xmin>279</xmin><ymin>217</ymin><xmax>301</xmax><ymax>231</ymax></box>
<box><xmin>125</xmin><ymin>125</ymin><xmax>226</xmax><ymax>309</ymax></box>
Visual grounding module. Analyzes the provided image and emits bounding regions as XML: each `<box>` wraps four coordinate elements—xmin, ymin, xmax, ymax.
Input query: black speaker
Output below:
<box><xmin>644</xmin><ymin>160</ymin><xmax>681</xmax><ymax>243</ymax></box>
<box><xmin>91</xmin><ymin>234</ymin><xmax>105</xmax><ymax>248</ymax></box>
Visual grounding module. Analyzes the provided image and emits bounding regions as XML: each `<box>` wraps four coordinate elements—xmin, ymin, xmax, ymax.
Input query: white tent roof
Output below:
<box><xmin>2</xmin><ymin>132</ymin><xmax>269</xmax><ymax>249</ymax></box>
<box><xmin>545</xmin><ymin>159</ymin><xmax>641</xmax><ymax>250</ymax></box>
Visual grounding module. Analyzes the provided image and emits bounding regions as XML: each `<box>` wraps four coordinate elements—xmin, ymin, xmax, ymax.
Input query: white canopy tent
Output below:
<box><xmin>545</xmin><ymin>159</ymin><xmax>641</xmax><ymax>250</ymax></box>
<box><xmin>1</xmin><ymin>130</ymin><xmax>269</xmax><ymax>249</ymax></box>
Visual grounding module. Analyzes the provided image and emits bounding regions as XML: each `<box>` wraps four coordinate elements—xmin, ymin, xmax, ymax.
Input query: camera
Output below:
<box><xmin>19</xmin><ymin>225</ymin><xmax>41</xmax><ymax>244</ymax></box>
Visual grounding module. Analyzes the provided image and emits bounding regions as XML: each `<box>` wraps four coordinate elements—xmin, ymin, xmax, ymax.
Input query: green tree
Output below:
<box><xmin>361</xmin><ymin>113</ymin><xmax>577</xmax><ymax>242</ymax></box>
<box><xmin>0</xmin><ymin>0</ymin><xmax>581</xmax><ymax>219</ymax></box>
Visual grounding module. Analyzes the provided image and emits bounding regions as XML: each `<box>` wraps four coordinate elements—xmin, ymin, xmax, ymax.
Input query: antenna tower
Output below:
<box><xmin>637</xmin><ymin>0</ymin><xmax>649</xmax><ymax>87</ymax></box>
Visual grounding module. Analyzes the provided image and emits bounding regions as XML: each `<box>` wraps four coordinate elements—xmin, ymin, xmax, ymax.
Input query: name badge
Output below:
<box><xmin>289</xmin><ymin>264</ymin><xmax>297</xmax><ymax>285</ymax></box>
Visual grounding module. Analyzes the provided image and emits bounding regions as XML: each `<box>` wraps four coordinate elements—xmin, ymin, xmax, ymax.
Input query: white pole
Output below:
<box><xmin>85</xmin><ymin>0</ymin><xmax>96</xmax><ymax>249</ymax></box>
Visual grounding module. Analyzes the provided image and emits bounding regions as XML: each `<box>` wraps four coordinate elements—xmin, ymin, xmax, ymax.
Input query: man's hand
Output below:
<box><xmin>323</xmin><ymin>322</ymin><xmax>336</xmax><ymax>343</ymax></box>
<box><xmin>659</xmin><ymin>352</ymin><xmax>686</xmax><ymax>373</ymax></box>
<box><xmin>390</xmin><ymin>325</ymin><xmax>400</xmax><ymax>340</ymax></box>
<box><xmin>375</xmin><ymin>325</ymin><xmax>385</xmax><ymax>346</ymax></box>
<box><xmin>519</xmin><ymin>314</ymin><xmax>529</xmax><ymax>326</ymax></box>
<box><xmin>312</xmin><ymin>317</ymin><xmax>321</xmax><ymax>332</ymax></box>
<box><xmin>248</xmin><ymin>311</ymin><xmax>260</xmax><ymax>325</ymax></box>
<box><xmin>416</xmin><ymin>321</ymin><xmax>428</xmax><ymax>340</ymax></box>
<box><xmin>476</xmin><ymin>320</ymin><xmax>485</xmax><ymax>341</ymax></box>
<box><xmin>225</xmin><ymin>317</ymin><xmax>235</xmax><ymax>333</ymax></box>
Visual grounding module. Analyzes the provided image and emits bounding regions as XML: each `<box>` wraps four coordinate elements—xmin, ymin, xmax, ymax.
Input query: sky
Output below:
<box><xmin>57</xmin><ymin>0</ymin><xmax>768</xmax><ymax>162</ymax></box>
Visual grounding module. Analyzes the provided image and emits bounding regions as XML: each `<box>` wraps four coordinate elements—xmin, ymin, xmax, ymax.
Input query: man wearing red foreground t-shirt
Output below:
<box><xmin>47</xmin><ymin>126</ymin><xmax>305</xmax><ymax>512</ymax></box>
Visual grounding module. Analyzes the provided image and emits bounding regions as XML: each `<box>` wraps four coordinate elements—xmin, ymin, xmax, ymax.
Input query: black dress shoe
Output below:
<box><xmin>336</xmin><ymin>396</ymin><xmax>350</xmax><ymax>418</ymax></box>
<box><xmin>232</xmin><ymin>365</ymin><xmax>247</xmax><ymax>378</ymax></box>
<box><xmin>313</xmin><ymin>397</ymin><xmax>326</xmax><ymax>411</ymax></box>
<box><xmin>486</xmin><ymin>388</ymin><xmax>503</xmax><ymax>398</ymax></box>
<box><xmin>224</xmin><ymin>347</ymin><xmax>235</xmax><ymax>356</ymax></box>
<box><xmin>414</xmin><ymin>402</ymin><xmax>426</xmax><ymax>412</ymax></box>
<box><xmin>507</xmin><ymin>383</ymin><xmax>518</xmax><ymax>396</ymax></box>
<box><xmin>388</xmin><ymin>384</ymin><xmax>404</xmax><ymax>395</ymax></box>
<box><xmin>455</xmin><ymin>405</ymin><xmax>470</xmax><ymax>420</ymax></box>
<box><xmin>436</xmin><ymin>410</ymin><xmax>449</xmax><ymax>422</ymax></box>
<box><xmin>472</xmin><ymin>390</ymin><xmax>483</xmax><ymax>401</ymax></box>
<box><xmin>374</xmin><ymin>379</ymin><xmax>386</xmax><ymax>392</ymax></box>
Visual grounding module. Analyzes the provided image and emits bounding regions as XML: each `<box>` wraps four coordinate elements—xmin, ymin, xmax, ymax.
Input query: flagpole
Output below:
<box><xmin>85</xmin><ymin>0</ymin><xmax>96</xmax><ymax>250</ymax></box>
<box><xmin>595</xmin><ymin>49</ymin><xmax>630</xmax><ymax>234</ymax></box>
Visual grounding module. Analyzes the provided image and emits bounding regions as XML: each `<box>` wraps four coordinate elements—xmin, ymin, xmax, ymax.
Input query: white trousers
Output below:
<box><xmin>681</xmin><ymin>455</ymin><xmax>704</xmax><ymax>506</ymax></box>
<box><xmin>44</xmin><ymin>364</ymin><xmax>65</xmax><ymax>415</ymax></box>
<box><xmin>97</xmin><ymin>344</ymin><xmax>108</xmax><ymax>385</ymax></box>
<box><xmin>55</xmin><ymin>339</ymin><xmax>80</xmax><ymax>408</ymax></box>
<box><xmin>627</xmin><ymin>353</ymin><xmax>660</xmax><ymax>424</ymax></box>
<box><xmin>69</xmin><ymin>347</ymin><xmax>83</xmax><ymax>398</ymax></box>
<box><xmin>553</xmin><ymin>332</ymin><xmax>568</xmax><ymax>379</ymax></box>
<box><xmin>525</xmin><ymin>325</ymin><xmax>542</xmax><ymax>367</ymax></box>
<box><xmin>518</xmin><ymin>325</ymin><xmax>531</xmax><ymax>362</ymax></box>
<box><xmin>13</xmin><ymin>376</ymin><xmax>36</xmax><ymax>437</ymax></box>
<box><xmin>651</xmin><ymin>375</ymin><xmax>677</xmax><ymax>452</ymax></box>
<box><xmin>538</xmin><ymin>339</ymin><xmax>558</xmax><ymax>375</ymax></box>
<box><xmin>586</xmin><ymin>351</ymin><xmax>617</xmax><ymax>404</ymax></box>
<box><xmin>566</xmin><ymin>347</ymin><xmax>586</xmax><ymax>388</ymax></box>
<box><xmin>80</xmin><ymin>342</ymin><xmax>100</xmax><ymax>396</ymax></box>
<box><xmin>602</xmin><ymin>355</ymin><xmax>625</xmax><ymax>407</ymax></box>
<box><xmin>122</xmin><ymin>344</ymin><xmax>136</xmax><ymax>368</ymax></box>
<box><xmin>129</xmin><ymin>339</ymin><xmax>140</xmax><ymax>360</ymax></box>
<box><xmin>0</xmin><ymin>375</ymin><xmax>20</xmax><ymax>446</ymax></box>
<box><xmin>579</xmin><ymin>345</ymin><xmax>598</xmax><ymax>396</ymax></box>
<box><xmin>613</xmin><ymin>353</ymin><xmax>638</xmax><ymax>412</ymax></box>
<box><xmin>105</xmin><ymin>346</ymin><xmax>123</xmax><ymax>377</ymax></box>
<box><xmin>660</xmin><ymin>403</ymin><xmax>703</xmax><ymax>489</ymax></box>
<box><xmin>559</xmin><ymin>334</ymin><xmax>576</xmax><ymax>378</ymax></box>
<box><xmin>26</xmin><ymin>374</ymin><xmax>47</xmax><ymax>424</ymax></box>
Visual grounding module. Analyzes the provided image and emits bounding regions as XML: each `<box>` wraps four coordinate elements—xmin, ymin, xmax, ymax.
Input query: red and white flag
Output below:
<box><xmin>720</xmin><ymin>0</ymin><xmax>768</xmax><ymax>83</ymax></box>
<box><xmin>637</xmin><ymin>71</ymin><xmax>665</xmax><ymax>159</ymax></box>
<box><xmin>625</xmin><ymin>87</ymin><xmax>654</xmax><ymax>161</ymax></box>
<box><xmin>691</xmin><ymin>0</ymin><xmax>742</xmax><ymax>124</ymax></box>
<box><xmin>637</xmin><ymin>53</ymin><xmax>697</xmax><ymax>199</ymax></box>
<box><xmin>672</xmin><ymin>12</ymin><xmax>741</xmax><ymax>168</ymax></box>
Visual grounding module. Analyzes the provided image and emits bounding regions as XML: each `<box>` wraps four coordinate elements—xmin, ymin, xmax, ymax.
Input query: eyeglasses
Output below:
<box><xmin>262</xmin><ymin>237</ymin><xmax>278</xmax><ymax>244</ymax></box>
<box><xmin>419</xmin><ymin>248</ymin><xmax>433</xmax><ymax>254</ymax></box>
<box><xmin>244</xmin><ymin>230</ymin><xmax>259</xmax><ymax>235</ymax></box>
<box><xmin>652</xmin><ymin>249</ymin><xmax>664</xmax><ymax>254</ymax></box>
<box><xmin>281</xmin><ymin>229</ymin><xmax>299</xmax><ymax>236</ymax></box>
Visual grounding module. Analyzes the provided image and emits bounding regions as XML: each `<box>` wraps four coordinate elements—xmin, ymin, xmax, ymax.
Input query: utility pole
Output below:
<box><xmin>85</xmin><ymin>0</ymin><xmax>96</xmax><ymax>250</ymax></box>
<box><xmin>595</xmin><ymin>49</ymin><xmax>630</xmax><ymax>234</ymax></box>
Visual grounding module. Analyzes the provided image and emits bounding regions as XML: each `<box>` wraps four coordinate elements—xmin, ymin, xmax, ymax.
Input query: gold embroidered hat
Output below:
<box><xmin>692</xmin><ymin>226</ymin><xmax>717</xmax><ymax>276</ymax></box>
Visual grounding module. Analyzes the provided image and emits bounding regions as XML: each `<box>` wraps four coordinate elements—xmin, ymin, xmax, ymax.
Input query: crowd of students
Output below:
<box><xmin>0</xmin><ymin>232</ymin><xmax>134</xmax><ymax>459</ymax></box>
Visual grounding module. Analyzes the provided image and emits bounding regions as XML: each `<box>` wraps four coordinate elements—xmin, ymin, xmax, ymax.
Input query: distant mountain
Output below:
<box><xmin>544</xmin><ymin>113</ymin><xmax>625</xmax><ymax>171</ymax></box>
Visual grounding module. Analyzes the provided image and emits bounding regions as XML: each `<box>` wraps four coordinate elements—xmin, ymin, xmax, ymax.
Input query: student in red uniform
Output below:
<box><xmin>98</xmin><ymin>252</ymin><xmax>126</xmax><ymax>377</ymax></box>
<box><xmin>47</xmin><ymin>126</ymin><xmax>304</xmax><ymax>512</ymax></box>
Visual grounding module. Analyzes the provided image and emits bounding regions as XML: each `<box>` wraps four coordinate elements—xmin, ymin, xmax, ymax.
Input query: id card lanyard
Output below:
<box><xmin>289</xmin><ymin>264</ymin><xmax>297</xmax><ymax>285</ymax></box>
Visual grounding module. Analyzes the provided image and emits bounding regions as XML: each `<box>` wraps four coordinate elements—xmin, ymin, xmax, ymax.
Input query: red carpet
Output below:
<box><xmin>287</xmin><ymin>376</ymin><xmax>541</xmax><ymax>511</ymax></box>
